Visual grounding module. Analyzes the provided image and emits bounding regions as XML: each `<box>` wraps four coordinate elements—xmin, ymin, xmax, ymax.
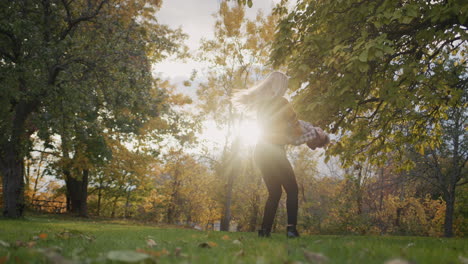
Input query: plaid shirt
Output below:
<box><xmin>257</xmin><ymin>97</ymin><xmax>323</xmax><ymax>146</ymax></box>
<box><xmin>288</xmin><ymin>120</ymin><xmax>319</xmax><ymax>146</ymax></box>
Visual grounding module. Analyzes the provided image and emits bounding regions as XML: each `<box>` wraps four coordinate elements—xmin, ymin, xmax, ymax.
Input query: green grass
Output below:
<box><xmin>0</xmin><ymin>215</ymin><xmax>466</xmax><ymax>263</ymax></box>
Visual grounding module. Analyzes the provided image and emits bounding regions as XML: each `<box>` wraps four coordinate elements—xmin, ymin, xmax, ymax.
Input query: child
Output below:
<box><xmin>291</xmin><ymin>120</ymin><xmax>330</xmax><ymax>150</ymax></box>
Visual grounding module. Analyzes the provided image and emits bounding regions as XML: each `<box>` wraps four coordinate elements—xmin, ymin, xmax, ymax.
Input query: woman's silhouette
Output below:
<box><xmin>233</xmin><ymin>72</ymin><xmax>329</xmax><ymax>238</ymax></box>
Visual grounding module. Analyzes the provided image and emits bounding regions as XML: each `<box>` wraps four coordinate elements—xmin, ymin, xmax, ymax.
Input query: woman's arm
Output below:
<box><xmin>280</xmin><ymin>98</ymin><xmax>303</xmax><ymax>139</ymax></box>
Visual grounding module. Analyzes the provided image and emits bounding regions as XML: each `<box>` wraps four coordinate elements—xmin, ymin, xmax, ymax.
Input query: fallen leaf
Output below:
<box><xmin>14</xmin><ymin>241</ymin><xmax>25</xmax><ymax>247</ymax></box>
<box><xmin>146</xmin><ymin>238</ymin><xmax>157</xmax><ymax>248</ymax></box>
<box><xmin>222</xmin><ymin>235</ymin><xmax>230</xmax><ymax>240</ymax></box>
<box><xmin>345</xmin><ymin>241</ymin><xmax>355</xmax><ymax>246</ymax></box>
<box><xmin>38</xmin><ymin>248</ymin><xmax>75</xmax><ymax>264</ymax></box>
<box><xmin>81</xmin><ymin>234</ymin><xmax>95</xmax><ymax>242</ymax></box>
<box><xmin>234</xmin><ymin>250</ymin><xmax>244</xmax><ymax>257</ymax></box>
<box><xmin>303</xmin><ymin>250</ymin><xmax>329</xmax><ymax>264</ymax></box>
<box><xmin>256</xmin><ymin>256</ymin><xmax>267</xmax><ymax>264</ymax></box>
<box><xmin>459</xmin><ymin>256</ymin><xmax>468</xmax><ymax>264</ymax></box>
<box><xmin>160</xmin><ymin>248</ymin><xmax>169</xmax><ymax>256</ymax></box>
<box><xmin>49</xmin><ymin>246</ymin><xmax>63</xmax><ymax>253</ymax></box>
<box><xmin>26</xmin><ymin>241</ymin><xmax>36</xmax><ymax>248</ymax></box>
<box><xmin>39</xmin><ymin>233</ymin><xmax>48</xmax><ymax>240</ymax></box>
<box><xmin>0</xmin><ymin>254</ymin><xmax>9</xmax><ymax>264</ymax></box>
<box><xmin>107</xmin><ymin>250</ymin><xmax>151</xmax><ymax>263</ymax></box>
<box><xmin>208</xmin><ymin>241</ymin><xmax>218</xmax><ymax>247</ymax></box>
<box><xmin>404</xmin><ymin>243</ymin><xmax>415</xmax><ymax>249</ymax></box>
<box><xmin>56</xmin><ymin>231</ymin><xmax>71</xmax><ymax>240</ymax></box>
<box><xmin>0</xmin><ymin>241</ymin><xmax>10</xmax><ymax>248</ymax></box>
<box><xmin>384</xmin><ymin>259</ymin><xmax>411</xmax><ymax>264</ymax></box>
<box><xmin>71</xmin><ymin>248</ymin><xmax>84</xmax><ymax>258</ymax></box>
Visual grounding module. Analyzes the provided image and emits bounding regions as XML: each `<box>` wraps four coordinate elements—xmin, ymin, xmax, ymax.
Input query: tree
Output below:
<box><xmin>229</xmin><ymin>147</ymin><xmax>266</xmax><ymax>232</ymax></box>
<box><xmin>197</xmin><ymin>1</ymin><xmax>279</xmax><ymax>231</ymax></box>
<box><xmin>24</xmin><ymin>136</ymin><xmax>56</xmax><ymax>204</ymax></box>
<box><xmin>159</xmin><ymin>149</ymin><xmax>218</xmax><ymax>225</ymax></box>
<box><xmin>287</xmin><ymin>146</ymin><xmax>320</xmax><ymax>230</ymax></box>
<box><xmin>1</xmin><ymin>0</ymin><xmax>107</xmax><ymax>217</ymax></box>
<box><xmin>0</xmin><ymin>0</ymin><xmax>186</xmax><ymax>217</ymax></box>
<box><xmin>102</xmin><ymin>138</ymin><xmax>154</xmax><ymax>218</ymax></box>
<box><xmin>408</xmin><ymin>84</ymin><xmax>467</xmax><ymax>237</ymax></box>
<box><xmin>272</xmin><ymin>0</ymin><xmax>467</xmax><ymax>237</ymax></box>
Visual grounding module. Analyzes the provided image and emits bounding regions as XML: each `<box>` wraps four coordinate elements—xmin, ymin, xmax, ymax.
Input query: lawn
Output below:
<box><xmin>0</xmin><ymin>216</ymin><xmax>466</xmax><ymax>263</ymax></box>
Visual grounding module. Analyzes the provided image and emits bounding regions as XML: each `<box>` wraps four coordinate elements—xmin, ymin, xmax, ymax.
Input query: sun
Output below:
<box><xmin>236</xmin><ymin>119</ymin><xmax>261</xmax><ymax>146</ymax></box>
<box><xmin>201</xmin><ymin>119</ymin><xmax>261</xmax><ymax>148</ymax></box>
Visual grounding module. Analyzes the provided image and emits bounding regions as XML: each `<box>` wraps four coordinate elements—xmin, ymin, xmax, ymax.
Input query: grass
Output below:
<box><xmin>0</xmin><ymin>215</ymin><xmax>466</xmax><ymax>263</ymax></box>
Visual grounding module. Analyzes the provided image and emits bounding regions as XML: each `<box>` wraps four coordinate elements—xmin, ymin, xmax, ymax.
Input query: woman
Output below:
<box><xmin>233</xmin><ymin>71</ymin><xmax>329</xmax><ymax>238</ymax></box>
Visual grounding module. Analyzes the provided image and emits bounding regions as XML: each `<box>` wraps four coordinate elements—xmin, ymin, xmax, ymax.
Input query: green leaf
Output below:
<box><xmin>392</xmin><ymin>10</ymin><xmax>402</xmax><ymax>20</ymax></box>
<box><xmin>358</xmin><ymin>62</ymin><xmax>369</xmax><ymax>73</ymax></box>
<box><xmin>401</xmin><ymin>16</ymin><xmax>413</xmax><ymax>24</ymax></box>
<box><xmin>406</xmin><ymin>5</ymin><xmax>419</xmax><ymax>18</ymax></box>
<box><xmin>358</xmin><ymin>49</ymin><xmax>368</xmax><ymax>62</ymax></box>
<box><xmin>247</xmin><ymin>0</ymin><xmax>253</xmax><ymax>8</ymax></box>
<box><xmin>374</xmin><ymin>49</ymin><xmax>383</xmax><ymax>58</ymax></box>
<box><xmin>383</xmin><ymin>45</ymin><xmax>394</xmax><ymax>54</ymax></box>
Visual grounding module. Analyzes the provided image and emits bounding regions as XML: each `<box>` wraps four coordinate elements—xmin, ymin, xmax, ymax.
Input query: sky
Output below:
<box><xmin>153</xmin><ymin>0</ymin><xmax>283</xmax><ymax>147</ymax></box>
<box><xmin>151</xmin><ymin>1</ymin><xmax>335</xmax><ymax>175</ymax></box>
<box><xmin>154</xmin><ymin>0</ymin><xmax>282</xmax><ymax>82</ymax></box>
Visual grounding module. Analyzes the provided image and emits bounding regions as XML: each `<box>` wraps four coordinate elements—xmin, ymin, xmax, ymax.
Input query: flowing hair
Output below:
<box><xmin>232</xmin><ymin>71</ymin><xmax>289</xmax><ymax>111</ymax></box>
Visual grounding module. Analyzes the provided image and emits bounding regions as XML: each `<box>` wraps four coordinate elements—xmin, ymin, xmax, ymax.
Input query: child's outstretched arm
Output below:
<box><xmin>289</xmin><ymin>120</ymin><xmax>330</xmax><ymax>149</ymax></box>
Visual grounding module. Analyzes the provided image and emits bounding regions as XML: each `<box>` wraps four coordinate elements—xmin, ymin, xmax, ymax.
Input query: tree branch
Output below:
<box><xmin>59</xmin><ymin>0</ymin><xmax>108</xmax><ymax>40</ymax></box>
<box><xmin>457</xmin><ymin>179</ymin><xmax>468</xmax><ymax>186</ymax></box>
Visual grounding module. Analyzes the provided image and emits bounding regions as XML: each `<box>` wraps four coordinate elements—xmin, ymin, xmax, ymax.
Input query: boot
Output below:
<box><xmin>258</xmin><ymin>228</ymin><xmax>271</xmax><ymax>238</ymax></box>
<box><xmin>286</xmin><ymin>225</ymin><xmax>300</xmax><ymax>238</ymax></box>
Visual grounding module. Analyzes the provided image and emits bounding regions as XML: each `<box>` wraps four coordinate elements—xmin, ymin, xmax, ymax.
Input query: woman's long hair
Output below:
<box><xmin>232</xmin><ymin>71</ymin><xmax>289</xmax><ymax>111</ymax></box>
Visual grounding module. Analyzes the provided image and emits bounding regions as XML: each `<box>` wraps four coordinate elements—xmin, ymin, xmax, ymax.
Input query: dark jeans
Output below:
<box><xmin>254</xmin><ymin>141</ymin><xmax>298</xmax><ymax>231</ymax></box>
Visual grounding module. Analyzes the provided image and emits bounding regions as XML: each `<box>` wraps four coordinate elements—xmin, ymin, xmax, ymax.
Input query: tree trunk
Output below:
<box><xmin>355</xmin><ymin>167</ymin><xmax>363</xmax><ymax>215</ymax></box>
<box><xmin>124</xmin><ymin>189</ymin><xmax>131</xmax><ymax>219</ymax></box>
<box><xmin>167</xmin><ymin>203</ymin><xmax>175</xmax><ymax>224</ymax></box>
<box><xmin>220</xmin><ymin>138</ymin><xmax>241</xmax><ymax>231</ymax></box>
<box><xmin>443</xmin><ymin>189</ymin><xmax>455</xmax><ymax>237</ymax></box>
<box><xmin>1</xmin><ymin>153</ymin><xmax>25</xmax><ymax>218</ymax></box>
<box><xmin>97</xmin><ymin>185</ymin><xmax>102</xmax><ymax>216</ymax></box>
<box><xmin>1</xmin><ymin>99</ymin><xmax>36</xmax><ymax>218</ymax></box>
<box><xmin>395</xmin><ymin>207</ymin><xmax>402</xmax><ymax>228</ymax></box>
<box><xmin>111</xmin><ymin>196</ymin><xmax>119</xmax><ymax>218</ymax></box>
<box><xmin>248</xmin><ymin>191</ymin><xmax>260</xmax><ymax>232</ymax></box>
<box><xmin>443</xmin><ymin>109</ymin><xmax>462</xmax><ymax>238</ymax></box>
<box><xmin>65</xmin><ymin>169</ymin><xmax>89</xmax><ymax>217</ymax></box>
<box><xmin>167</xmin><ymin>178</ymin><xmax>180</xmax><ymax>224</ymax></box>
<box><xmin>379</xmin><ymin>168</ymin><xmax>384</xmax><ymax>211</ymax></box>
<box><xmin>220</xmin><ymin>185</ymin><xmax>233</xmax><ymax>231</ymax></box>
